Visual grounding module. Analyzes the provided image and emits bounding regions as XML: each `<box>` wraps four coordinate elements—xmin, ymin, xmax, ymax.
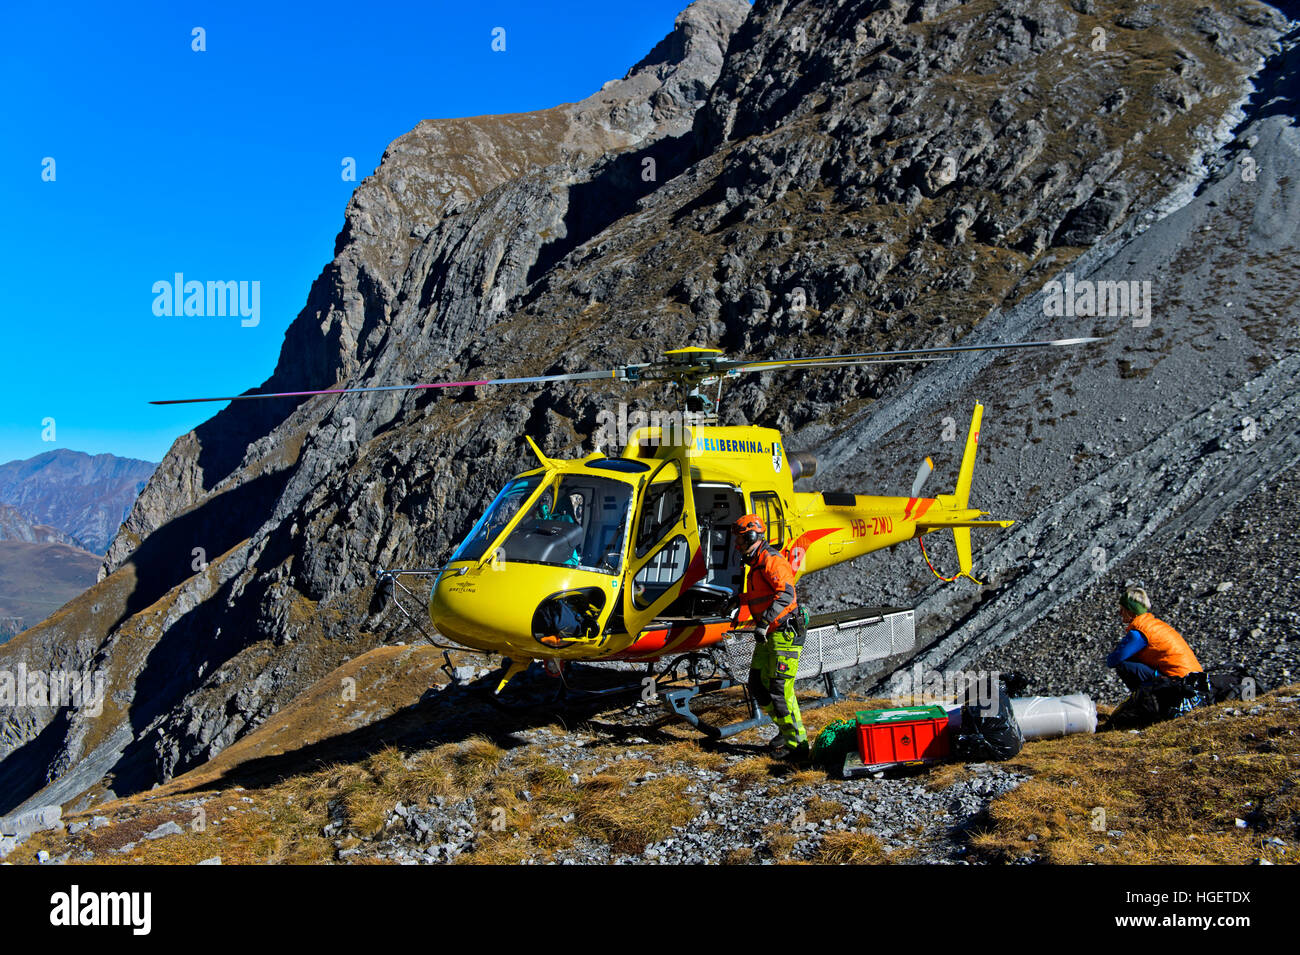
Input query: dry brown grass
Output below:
<box><xmin>724</xmin><ymin>846</ymin><xmax>758</xmax><ymax>864</ymax></box>
<box><xmin>924</xmin><ymin>762</ymin><xmax>973</xmax><ymax>791</ymax></box>
<box><xmin>803</xmin><ymin>795</ymin><xmax>845</xmax><ymax>824</ymax></box>
<box><xmin>574</xmin><ymin>775</ymin><xmax>699</xmax><ymax>853</ymax></box>
<box><xmin>968</xmin><ymin>687</ymin><xmax>1300</xmax><ymax>865</ymax></box>
<box><xmin>657</xmin><ymin>740</ymin><xmax>729</xmax><ymax>772</ymax></box>
<box><xmin>724</xmin><ymin>756</ymin><xmax>775</xmax><ymax>784</ymax></box>
<box><xmin>25</xmin><ymin>683</ymin><xmax>1295</xmax><ymax>868</ymax></box>
<box><xmin>814</xmin><ymin>831</ymin><xmax>890</xmax><ymax>864</ymax></box>
<box><xmin>450</xmin><ymin>736</ymin><xmax>506</xmax><ymax>789</ymax></box>
<box><xmin>789</xmin><ymin>767</ymin><xmax>829</xmax><ymax>787</ymax></box>
<box><xmin>456</xmin><ymin>829</ymin><xmax>536</xmax><ymax>865</ymax></box>
<box><xmin>764</xmin><ymin>832</ymin><xmax>799</xmax><ymax>861</ymax></box>
<box><xmin>19</xmin><ymin>786</ymin><xmax>338</xmax><ymax>866</ymax></box>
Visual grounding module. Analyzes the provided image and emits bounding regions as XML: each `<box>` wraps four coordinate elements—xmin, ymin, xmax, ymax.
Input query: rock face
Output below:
<box><xmin>0</xmin><ymin>450</ymin><xmax>154</xmax><ymax>555</ymax></box>
<box><xmin>0</xmin><ymin>0</ymin><xmax>1293</xmax><ymax>815</ymax></box>
<box><xmin>0</xmin><ymin>503</ymin><xmax>82</xmax><ymax>548</ymax></box>
<box><xmin>0</xmin><ymin>804</ymin><xmax>62</xmax><ymax>859</ymax></box>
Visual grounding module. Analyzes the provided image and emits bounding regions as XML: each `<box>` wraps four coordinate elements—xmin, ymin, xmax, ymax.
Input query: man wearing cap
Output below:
<box><xmin>1106</xmin><ymin>584</ymin><xmax>1204</xmax><ymax>695</ymax></box>
<box><xmin>733</xmin><ymin>513</ymin><xmax>809</xmax><ymax>761</ymax></box>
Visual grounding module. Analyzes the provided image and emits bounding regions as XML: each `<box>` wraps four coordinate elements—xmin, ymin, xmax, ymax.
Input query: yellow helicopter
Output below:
<box><xmin>155</xmin><ymin>338</ymin><xmax>1097</xmax><ymax>711</ymax></box>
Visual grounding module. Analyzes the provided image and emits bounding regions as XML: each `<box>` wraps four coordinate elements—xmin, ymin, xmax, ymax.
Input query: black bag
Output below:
<box><xmin>1108</xmin><ymin>672</ymin><xmax>1211</xmax><ymax>729</ymax></box>
<box><xmin>954</xmin><ymin>686</ymin><xmax>1024</xmax><ymax>761</ymax></box>
<box><xmin>1206</xmin><ymin>665</ymin><xmax>1266</xmax><ymax>703</ymax></box>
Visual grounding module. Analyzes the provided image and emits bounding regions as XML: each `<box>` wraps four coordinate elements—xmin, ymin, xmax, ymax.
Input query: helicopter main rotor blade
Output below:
<box><xmin>149</xmin><ymin>337</ymin><xmax>1100</xmax><ymax>404</ymax></box>
<box><xmin>149</xmin><ymin>367</ymin><xmax>633</xmax><ymax>405</ymax></box>
<box><xmin>721</xmin><ymin>337</ymin><xmax>1101</xmax><ymax>375</ymax></box>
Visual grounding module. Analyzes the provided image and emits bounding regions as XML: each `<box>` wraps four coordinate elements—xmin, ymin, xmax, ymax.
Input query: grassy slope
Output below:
<box><xmin>0</xmin><ymin>541</ymin><xmax>100</xmax><ymax>637</ymax></box>
<box><xmin>11</xmin><ymin>638</ymin><xmax>1296</xmax><ymax>864</ymax></box>
<box><xmin>969</xmin><ymin>689</ymin><xmax>1300</xmax><ymax>864</ymax></box>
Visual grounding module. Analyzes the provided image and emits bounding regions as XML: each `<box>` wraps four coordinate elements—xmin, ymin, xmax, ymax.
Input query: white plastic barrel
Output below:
<box><xmin>1009</xmin><ymin>694</ymin><xmax>1097</xmax><ymax>740</ymax></box>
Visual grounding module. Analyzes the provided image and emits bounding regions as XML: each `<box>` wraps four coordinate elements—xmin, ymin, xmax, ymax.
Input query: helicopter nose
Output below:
<box><xmin>427</xmin><ymin>571</ymin><xmax>505</xmax><ymax>646</ymax></box>
<box><xmin>429</xmin><ymin>566</ymin><xmax>612</xmax><ymax>657</ymax></box>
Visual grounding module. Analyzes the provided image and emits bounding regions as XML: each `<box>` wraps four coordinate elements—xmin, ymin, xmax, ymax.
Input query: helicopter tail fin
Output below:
<box><xmin>953</xmin><ymin>404</ymin><xmax>983</xmax><ymax>581</ymax></box>
<box><xmin>917</xmin><ymin>403</ymin><xmax>1006</xmax><ymax>584</ymax></box>
<box><xmin>954</xmin><ymin>402</ymin><xmax>982</xmax><ymax>510</ymax></box>
<box><xmin>954</xmin><ymin>526</ymin><xmax>976</xmax><ymax>582</ymax></box>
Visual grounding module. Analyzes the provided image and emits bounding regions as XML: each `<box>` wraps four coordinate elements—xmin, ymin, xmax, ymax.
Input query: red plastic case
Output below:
<box><xmin>855</xmin><ymin>706</ymin><xmax>951</xmax><ymax>767</ymax></box>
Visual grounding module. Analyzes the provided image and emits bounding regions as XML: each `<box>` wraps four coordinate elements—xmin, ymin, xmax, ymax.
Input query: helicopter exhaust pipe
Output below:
<box><xmin>788</xmin><ymin>451</ymin><xmax>818</xmax><ymax>482</ymax></box>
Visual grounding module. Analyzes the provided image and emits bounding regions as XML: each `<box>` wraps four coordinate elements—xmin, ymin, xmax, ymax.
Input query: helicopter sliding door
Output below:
<box><xmin>622</xmin><ymin>457</ymin><xmax>703</xmax><ymax>634</ymax></box>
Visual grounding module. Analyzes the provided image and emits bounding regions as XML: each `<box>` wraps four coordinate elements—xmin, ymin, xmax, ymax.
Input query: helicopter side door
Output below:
<box><xmin>621</xmin><ymin>456</ymin><xmax>704</xmax><ymax>633</ymax></box>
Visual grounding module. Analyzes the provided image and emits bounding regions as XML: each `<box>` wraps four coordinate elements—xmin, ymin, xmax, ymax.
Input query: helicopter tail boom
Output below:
<box><xmin>793</xmin><ymin>403</ymin><xmax>1010</xmax><ymax>583</ymax></box>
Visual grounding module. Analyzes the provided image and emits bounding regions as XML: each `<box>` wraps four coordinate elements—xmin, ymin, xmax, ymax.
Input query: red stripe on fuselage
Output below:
<box><xmin>791</xmin><ymin>527</ymin><xmax>838</xmax><ymax>553</ymax></box>
<box><xmin>680</xmin><ymin>545</ymin><xmax>708</xmax><ymax>592</ymax></box>
<box><xmin>613</xmin><ymin>618</ymin><xmax>732</xmax><ymax>660</ymax></box>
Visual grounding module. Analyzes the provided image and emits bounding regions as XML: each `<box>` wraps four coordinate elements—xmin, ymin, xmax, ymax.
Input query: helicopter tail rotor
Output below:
<box><xmin>911</xmin><ymin>456</ymin><xmax>934</xmax><ymax>497</ymax></box>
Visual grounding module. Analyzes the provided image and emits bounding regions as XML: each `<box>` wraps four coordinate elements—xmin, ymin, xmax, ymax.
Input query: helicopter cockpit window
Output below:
<box><xmin>501</xmin><ymin>475</ymin><xmax>633</xmax><ymax>574</ymax></box>
<box><xmin>450</xmin><ymin>474</ymin><xmax>544</xmax><ymax>563</ymax></box>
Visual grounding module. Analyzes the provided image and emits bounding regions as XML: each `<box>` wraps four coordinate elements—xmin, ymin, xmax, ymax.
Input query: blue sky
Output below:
<box><xmin>0</xmin><ymin>0</ymin><xmax>717</xmax><ymax>465</ymax></box>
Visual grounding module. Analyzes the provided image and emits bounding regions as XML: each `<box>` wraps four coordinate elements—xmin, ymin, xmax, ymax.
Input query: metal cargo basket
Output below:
<box><xmin>726</xmin><ymin>606</ymin><xmax>916</xmax><ymax>679</ymax></box>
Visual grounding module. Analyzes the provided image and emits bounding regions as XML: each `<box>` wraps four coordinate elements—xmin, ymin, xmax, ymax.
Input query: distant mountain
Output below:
<box><xmin>0</xmin><ymin>502</ymin><xmax>84</xmax><ymax>548</ymax></box>
<box><xmin>0</xmin><ymin>500</ymin><xmax>109</xmax><ymax>643</ymax></box>
<box><xmin>0</xmin><ymin>502</ymin><xmax>103</xmax><ymax>642</ymax></box>
<box><xmin>0</xmin><ymin>450</ymin><xmax>155</xmax><ymax>554</ymax></box>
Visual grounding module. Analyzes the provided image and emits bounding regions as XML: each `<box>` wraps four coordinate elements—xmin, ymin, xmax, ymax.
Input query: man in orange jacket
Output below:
<box><xmin>1106</xmin><ymin>584</ymin><xmax>1203</xmax><ymax>694</ymax></box>
<box><xmin>733</xmin><ymin>514</ymin><xmax>809</xmax><ymax>761</ymax></box>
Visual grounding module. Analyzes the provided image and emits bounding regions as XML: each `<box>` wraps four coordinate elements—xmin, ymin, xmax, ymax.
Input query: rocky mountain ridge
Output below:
<box><xmin>1</xmin><ymin>0</ymin><xmax>1293</xmax><ymax>818</ymax></box>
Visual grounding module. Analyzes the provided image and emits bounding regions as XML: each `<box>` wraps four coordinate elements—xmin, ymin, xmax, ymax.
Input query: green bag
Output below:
<box><xmin>811</xmin><ymin>717</ymin><xmax>857</xmax><ymax>768</ymax></box>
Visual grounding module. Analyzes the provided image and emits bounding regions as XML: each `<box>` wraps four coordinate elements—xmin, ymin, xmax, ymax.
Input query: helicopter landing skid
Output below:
<box><xmin>478</xmin><ymin>658</ymin><xmax>654</xmax><ymax>714</ymax></box>
<box><xmin>660</xmin><ymin>671</ymin><xmax>842</xmax><ymax>739</ymax></box>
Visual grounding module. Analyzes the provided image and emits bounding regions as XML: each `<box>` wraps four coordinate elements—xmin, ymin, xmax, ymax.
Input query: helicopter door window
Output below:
<box><xmin>632</xmin><ymin>534</ymin><xmax>690</xmax><ymax>610</ymax></box>
<box><xmin>694</xmin><ymin>487</ymin><xmax>740</xmax><ymax>571</ymax></box>
<box><xmin>750</xmin><ymin>491</ymin><xmax>786</xmax><ymax>547</ymax></box>
<box><xmin>649</xmin><ymin>483</ymin><xmax>743</xmax><ymax>618</ymax></box>
<box><xmin>634</xmin><ymin>462</ymin><xmax>685</xmax><ymax>558</ymax></box>
<box><xmin>587</xmin><ymin>492</ymin><xmax>631</xmax><ymax>572</ymax></box>
<box><xmin>693</xmin><ymin>483</ymin><xmax>743</xmax><ymax>588</ymax></box>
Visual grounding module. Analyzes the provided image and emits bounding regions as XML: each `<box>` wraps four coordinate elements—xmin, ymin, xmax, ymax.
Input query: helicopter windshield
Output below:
<box><xmin>501</xmin><ymin>475</ymin><xmax>634</xmax><ymax>574</ymax></box>
<box><xmin>450</xmin><ymin>474</ymin><xmax>545</xmax><ymax>563</ymax></box>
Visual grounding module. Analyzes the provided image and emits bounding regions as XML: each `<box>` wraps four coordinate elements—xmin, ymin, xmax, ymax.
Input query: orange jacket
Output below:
<box><xmin>742</xmin><ymin>544</ymin><xmax>798</xmax><ymax>635</ymax></box>
<box><xmin>1132</xmin><ymin>613</ymin><xmax>1201</xmax><ymax>678</ymax></box>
